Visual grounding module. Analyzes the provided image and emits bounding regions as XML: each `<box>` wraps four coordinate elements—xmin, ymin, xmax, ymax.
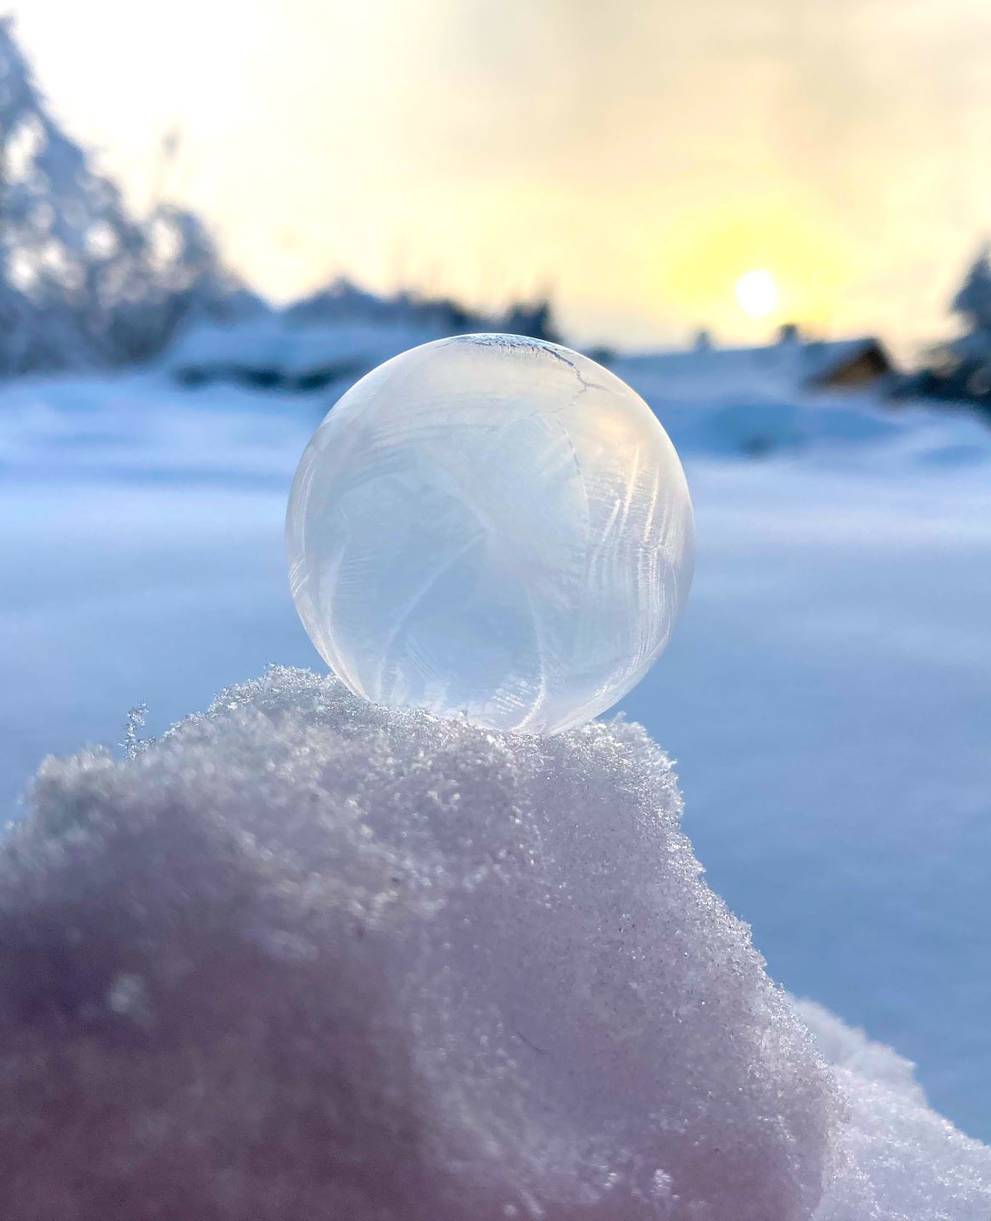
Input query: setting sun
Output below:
<box><xmin>735</xmin><ymin>269</ymin><xmax>780</xmax><ymax>319</ymax></box>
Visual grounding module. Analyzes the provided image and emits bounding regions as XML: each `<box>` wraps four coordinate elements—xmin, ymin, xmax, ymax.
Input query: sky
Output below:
<box><xmin>10</xmin><ymin>0</ymin><xmax>991</xmax><ymax>351</ymax></box>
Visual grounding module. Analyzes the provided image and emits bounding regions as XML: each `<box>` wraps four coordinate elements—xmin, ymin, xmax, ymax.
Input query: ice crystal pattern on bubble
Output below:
<box><xmin>286</xmin><ymin>334</ymin><xmax>694</xmax><ymax>733</ymax></box>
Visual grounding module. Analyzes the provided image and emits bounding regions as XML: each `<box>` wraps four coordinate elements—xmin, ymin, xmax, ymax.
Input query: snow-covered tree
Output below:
<box><xmin>942</xmin><ymin>245</ymin><xmax>991</xmax><ymax>401</ymax></box>
<box><xmin>97</xmin><ymin>203</ymin><xmax>246</xmax><ymax>364</ymax></box>
<box><xmin>952</xmin><ymin>243</ymin><xmax>991</xmax><ymax>335</ymax></box>
<box><xmin>910</xmin><ymin>245</ymin><xmax>991</xmax><ymax>407</ymax></box>
<box><xmin>0</xmin><ymin>17</ymin><xmax>240</xmax><ymax>374</ymax></box>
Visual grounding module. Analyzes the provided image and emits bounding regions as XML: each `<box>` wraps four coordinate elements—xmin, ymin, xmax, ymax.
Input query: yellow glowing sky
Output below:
<box><xmin>10</xmin><ymin>0</ymin><xmax>991</xmax><ymax>351</ymax></box>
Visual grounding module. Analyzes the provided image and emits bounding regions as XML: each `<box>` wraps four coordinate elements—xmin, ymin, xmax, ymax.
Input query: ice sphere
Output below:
<box><xmin>286</xmin><ymin>333</ymin><xmax>694</xmax><ymax>734</ymax></box>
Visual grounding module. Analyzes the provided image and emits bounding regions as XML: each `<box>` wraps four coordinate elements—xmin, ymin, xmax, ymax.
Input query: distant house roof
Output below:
<box><xmin>613</xmin><ymin>336</ymin><xmax>895</xmax><ymax>405</ymax></box>
<box><xmin>623</xmin><ymin>336</ymin><xmax>891</xmax><ymax>383</ymax></box>
<box><xmin>798</xmin><ymin>337</ymin><xmax>894</xmax><ymax>387</ymax></box>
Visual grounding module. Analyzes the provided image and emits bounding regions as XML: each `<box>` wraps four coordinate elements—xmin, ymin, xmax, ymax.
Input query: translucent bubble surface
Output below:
<box><xmin>286</xmin><ymin>334</ymin><xmax>694</xmax><ymax>734</ymax></box>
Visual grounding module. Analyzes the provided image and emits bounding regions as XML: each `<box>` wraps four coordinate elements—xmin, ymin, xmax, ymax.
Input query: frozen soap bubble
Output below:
<box><xmin>286</xmin><ymin>334</ymin><xmax>694</xmax><ymax>734</ymax></box>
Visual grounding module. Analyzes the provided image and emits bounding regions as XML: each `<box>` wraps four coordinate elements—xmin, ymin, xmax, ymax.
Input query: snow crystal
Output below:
<box><xmin>0</xmin><ymin>667</ymin><xmax>986</xmax><ymax>1218</ymax></box>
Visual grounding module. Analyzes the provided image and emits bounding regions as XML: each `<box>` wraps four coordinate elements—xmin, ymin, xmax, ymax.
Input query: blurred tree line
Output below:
<box><xmin>0</xmin><ymin>18</ymin><xmax>244</xmax><ymax>376</ymax></box>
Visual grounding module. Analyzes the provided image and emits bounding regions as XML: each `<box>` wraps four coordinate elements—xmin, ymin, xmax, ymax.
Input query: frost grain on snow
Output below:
<box><xmin>0</xmin><ymin>668</ymin><xmax>987</xmax><ymax>1219</ymax></box>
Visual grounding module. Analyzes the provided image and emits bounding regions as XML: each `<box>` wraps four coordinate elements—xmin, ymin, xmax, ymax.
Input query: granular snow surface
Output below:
<box><xmin>2</xmin><ymin>668</ymin><xmax>988</xmax><ymax>1219</ymax></box>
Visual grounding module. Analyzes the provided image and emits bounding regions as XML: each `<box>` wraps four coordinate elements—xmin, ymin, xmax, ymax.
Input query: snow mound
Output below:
<box><xmin>800</xmin><ymin>1000</ymin><xmax>991</xmax><ymax>1220</ymax></box>
<box><xmin>0</xmin><ymin>668</ymin><xmax>986</xmax><ymax>1218</ymax></box>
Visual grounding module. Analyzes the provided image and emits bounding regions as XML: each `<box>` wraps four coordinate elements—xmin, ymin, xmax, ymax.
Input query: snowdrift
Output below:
<box><xmin>612</xmin><ymin>355</ymin><xmax>991</xmax><ymax>465</ymax></box>
<box><xmin>1</xmin><ymin>668</ymin><xmax>988</xmax><ymax>1219</ymax></box>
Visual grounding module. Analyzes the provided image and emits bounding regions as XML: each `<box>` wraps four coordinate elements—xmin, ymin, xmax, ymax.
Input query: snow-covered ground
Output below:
<box><xmin>2</xmin><ymin>361</ymin><xmax>990</xmax><ymax>1144</ymax></box>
